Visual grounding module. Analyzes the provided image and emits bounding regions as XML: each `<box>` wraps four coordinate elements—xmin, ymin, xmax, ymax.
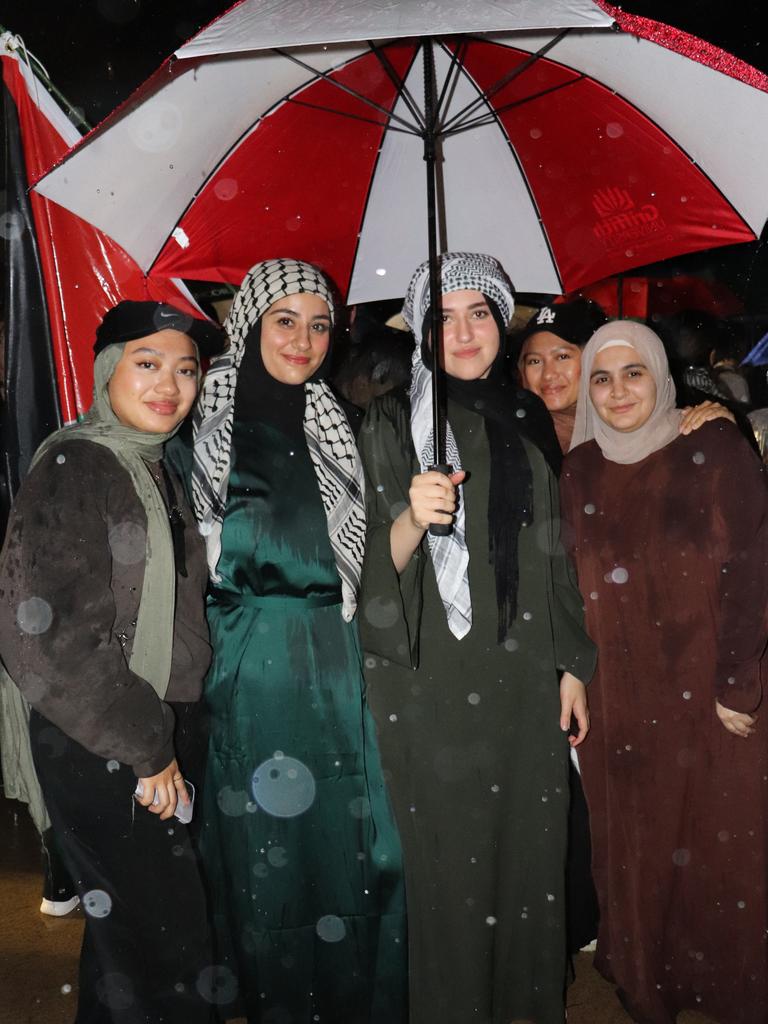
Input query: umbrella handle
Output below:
<box><xmin>428</xmin><ymin>463</ymin><xmax>454</xmax><ymax>537</ymax></box>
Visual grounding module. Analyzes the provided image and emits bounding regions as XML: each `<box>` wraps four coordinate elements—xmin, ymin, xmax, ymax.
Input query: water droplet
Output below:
<box><xmin>108</xmin><ymin>522</ymin><xmax>146</xmax><ymax>565</ymax></box>
<box><xmin>504</xmin><ymin>638</ymin><xmax>519</xmax><ymax>652</ymax></box>
<box><xmin>213</xmin><ymin>177</ymin><xmax>238</xmax><ymax>201</ymax></box>
<box><xmin>515</xmin><ymin>408</ymin><xmax>526</xmax><ymax>419</ymax></box>
<box><xmin>106</xmin><ymin>759</ymin><xmax>120</xmax><ymax>773</ymax></box>
<box><xmin>547</xmin><ymin>893</ymin><xmax>555</xmax><ymax>902</ymax></box>
<box><xmin>388</xmin><ymin>713</ymin><xmax>398</xmax><ymax>722</ymax></box>
<box><xmin>56</xmin><ymin>453</ymin><xmax>66</xmax><ymax>465</ymax></box>
<box><xmin>692</xmin><ymin>451</ymin><xmax>706</xmax><ymax>465</ymax></box>
<box><xmin>522</xmin><ymin>611</ymin><xmax>533</xmax><ymax>621</ymax></box>
<box><xmin>0</xmin><ymin>211</ymin><xmax>25</xmax><ymax>240</ymax></box>
<box><xmin>61</xmin><ymin>984</ymin><xmax>72</xmax><ymax>994</ymax></box>
<box><xmin>16</xmin><ymin>596</ymin><xmax>53</xmax><ymax>635</ymax></box>
<box><xmin>467</xmin><ymin>692</ymin><xmax>481</xmax><ymax>706</ymax></box>
<box><xmin>348</xmin><ymin>796</ymin><xmax>371</xmax><ymax>819</ymax></box>
<box><xmin>128</xmin><ymin>100</ymin><xmax>183</xmax><ymax>153</ymax></box>
<box><xmin>717</xmin><ymin>830</ymin><xmax>730</xmax><ymax>842</ymax></box>
<box><xmin>94</xmin><ymin>972</ymin><xmax>134</xmax><ymax>1011</ymax></box>
<box><xmin>672</xmin><ymin>848</ymin><xmax>690</xmax><ymax>866</ymax></box>
<box><xmin>316</xmin><ymin>915</ymin><xmax>346</xmax><ymax>942</ymax></box>
<box><xmin>584</xmin><ymin>503</ymin><xmax>596</xmax><ymax>515</ymax></box>
<box><xmin>737</xmin><ymin>900</ymin><xmax>746</xmax><ymax>909</ymax></box>
<box><xmin>267</xmin><ymin>846</ymin><xmax>288</xmax><ymax>868</ymax></box>
<box><xmin>611</xmin><ymin>567</ymin><xmax>629</xmax><ymax>584</ymax></box>
<box><xmin>682</xmin><ymin>690</ymin><xmax>692</xmax><ymax>700</ymax></box>
<box><xmin>589</xmin><ymin>591</ymin><xmax>599</xmax><ymax>600</ymax></box>
<box><xmin>529</xmin><ymin>127</ymin><xmax>543</xmax><ymax>139</ymax></box>
<box><xmin>606</xmin><ymin>122</ymin><xmax>624</xmax><ymax>139</ymax></box>
<box><xmin>83</xmin><ymin>889</ymin><xmax>112</xmax><ymax>918</ymax></box>
<box><xmin>486</xmin><ymin>915</ymin><xmax>497</xmax><ymax>925</ymax></box>
<box><xmin>364</xmin><ymin>597</ymin><xmax>399</xmax><ymax>630</ymax></box>
<box><xmin>375</xmin><ymin>267</ymin><xmax>387</xmax><ymax>276</ymax></box>
<box><xmin>216</xmin><ymin>786</ymin><xmax>250</xmax><ymax>817</ymax></box>
<box><xmin>196</xmin><ymin>964</ymin><xmax>239</xmax><ymax>1005</ymax></box>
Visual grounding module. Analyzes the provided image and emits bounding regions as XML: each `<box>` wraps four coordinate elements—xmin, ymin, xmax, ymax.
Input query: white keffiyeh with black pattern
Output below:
<box><xmin>402</xmin><ymin>251</ymin><xmax>515</xmax><ymax>640</ymax></box>
<box><xmin>191</xmin><ymin>258</ymin><xmax>365</xmax><ymax>622</ymax></box>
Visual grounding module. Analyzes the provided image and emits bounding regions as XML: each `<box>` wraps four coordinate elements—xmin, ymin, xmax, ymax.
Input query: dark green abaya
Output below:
<box><xmin>358</xmin><ymin>394</ymin><xmax>595</xmax><ymax>1024</ymax></box>
<box><xmin>199</xmin><ymin>418</ymin><xmax>407</xmax><ymax>1023</ymax></box>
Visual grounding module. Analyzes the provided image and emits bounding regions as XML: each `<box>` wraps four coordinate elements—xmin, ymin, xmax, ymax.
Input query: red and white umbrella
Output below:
<box><xmin>32</xmin><ymin>0</ymin><xmax>768</xmax><ymax>308</ymax></box>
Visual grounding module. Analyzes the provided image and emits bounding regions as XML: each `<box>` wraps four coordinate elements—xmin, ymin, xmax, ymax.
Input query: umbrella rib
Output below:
<box><xmin>367</xmin><ymin>41</ymin><xmax>426</xmax><ymax>130</ymax></box>
<box><xmin>439</xmin><ymin>30</ymin><xmax>569</xmax><ymax>135</ymax></box>
<box><xmin>285</xmin><ymin>97</ymin><xmax>417</xmax><ymax>134</ymax></box>
<box><xmin>434</xmin><ymin>38</ymin><xmax>468</xmax><ymax>130</ymax></box>
<box><xmin>274</xmin><ymin>48</ymin><xmax>421</xmax><ymax>134</ymax></box>
<box><xmin>442</xmin><ymin>77</ymin><xmax>584</xmax><ymax>137</ymax></box>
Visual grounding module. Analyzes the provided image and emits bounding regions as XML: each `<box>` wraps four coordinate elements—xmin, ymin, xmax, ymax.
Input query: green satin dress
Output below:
<box><xmin>199</xmin><ymin>418</ymin><xmax>407</xmax><ymax>1024</ymax></box>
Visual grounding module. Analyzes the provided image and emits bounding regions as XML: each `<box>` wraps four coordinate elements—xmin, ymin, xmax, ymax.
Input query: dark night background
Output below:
<box><xmin>3</xmin><ymin>0</ymin><xmax>768</xmax><ymax>314</ymax></box>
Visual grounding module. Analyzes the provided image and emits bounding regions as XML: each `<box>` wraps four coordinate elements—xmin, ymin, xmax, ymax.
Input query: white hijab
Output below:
<box><xmin>570</xmin><ymin>321</ymin><xmax>682</xmax><ymax>464</ymax></box>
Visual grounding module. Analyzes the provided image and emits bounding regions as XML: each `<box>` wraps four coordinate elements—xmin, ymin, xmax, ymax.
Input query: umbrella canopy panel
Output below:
<box><xmin>34</xmin><ymin>18</ymin><xmax>768</xmax><ymax>301</ymax></box>
<box><xmin>175</xmin><ymin>0</ymin><xmax>613</xmax><ymax>55</ymax></box>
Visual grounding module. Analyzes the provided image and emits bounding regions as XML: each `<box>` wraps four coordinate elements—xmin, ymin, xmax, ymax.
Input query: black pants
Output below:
<box><xmin>30</xmin><ymin>704</ymin><xmax>215</xmax><ymax>1024</ymax></box>
<box><xmin>566</xmin><ymin>761</ymin><xmax>599</xmax><ymax>954</ymax></box>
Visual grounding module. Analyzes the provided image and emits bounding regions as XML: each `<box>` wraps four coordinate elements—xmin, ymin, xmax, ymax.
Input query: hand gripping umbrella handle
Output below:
<box><xmin>428</xmin><ymin>463</ymin><xmax>454</xmax><ymax>537</ymax></box>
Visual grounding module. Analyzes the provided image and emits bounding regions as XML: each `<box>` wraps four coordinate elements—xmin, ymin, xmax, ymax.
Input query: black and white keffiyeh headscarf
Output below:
<box><xmin>191</xmin><ymin>258</ymin><xmax>366</xmax><ymax>622</ymax></box>
<box><xmin>402</xmin><ymin>252</ymin><xmax>515</xmax><ymax>640</ymax></box>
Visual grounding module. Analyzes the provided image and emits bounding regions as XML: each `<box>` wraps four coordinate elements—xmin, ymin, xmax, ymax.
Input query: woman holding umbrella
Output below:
<box><xmin>0</xmin><ymin>301</ymin><xmax>225</xmax><ymax>1023</ymax></box>
<box><xmin>357</xmin><ymin>252</ymin><xmax>595</xmax><ymax>1024</ymax></box>
<box><xmin>188</xmin><ymin>259</ymin><xmax>406</xmax><ymax>1023</ymax></box>
<box><xmin>560</xmin><ymin>320</ymin><xmax>768</xmax><ymax>1023</ymax></box>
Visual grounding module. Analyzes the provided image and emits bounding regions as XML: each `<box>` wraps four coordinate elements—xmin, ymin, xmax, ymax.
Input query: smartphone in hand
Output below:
<box><xmin>134</xmin><ymin>780</ymin><xmax>195</xmax><ymax>823</ymax></box>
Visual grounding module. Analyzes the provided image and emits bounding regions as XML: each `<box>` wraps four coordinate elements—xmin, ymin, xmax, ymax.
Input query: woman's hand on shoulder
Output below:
<box><xmin>716</xmin><ymin>700</ymin><xmax>756</xmax><ymax>738</ymax></box>
<box><xmin>679</xmin><ymin>401</ymin><xmax>735</xmax><ymax>435</ymax></box>
<box><xmin>408</xmin><ymin>470</ymin><xmax>465</xmax><ymax>531</ymax></box>
<box><xmin>135</xmin><ymin>758</ymin><xmax>190</xmax><ymax>820</ymax></box>
<box><xmin>560</xmin><ymin>671</ymin><xmax>589</xmax><ymax>747</ymax></box>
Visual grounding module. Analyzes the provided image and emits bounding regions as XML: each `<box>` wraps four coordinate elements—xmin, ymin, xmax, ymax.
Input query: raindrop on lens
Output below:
<box><xmin>83</xmin><ymin>889</ymin><xmax>112</xmax><ymax>918</ymax></box>
<box><xmin>316</xmin><ymin>915</ymin><xmax>346</xmax><ymax>942</ymax></box>
<box><xmin>196</xmin><ymin>965</ymin><xmax>239</xmax><ymax>1005</ymax></box>
<box><xmin>364</xmin><ymin>597</ymin><xmax>399</xmax><ymax>629</ymax></box>
<box><xmin>267</xmin><ymin>846</ymin><xmax>288</xmax><ymax>867</ymax></box>
<box><xmin>0</xmin><ymin>211</ymin><xmax>25</xmax><ymax>240</ymax></box>
<box><xmin>348</xmin><ymin>796</ymin><xmax>371</xmax><ymax>819</ymax></box>
<box><xmin>108</xmin><ymin>522</ymin><xmax>147</xmax><ymax>565</ymax></box>
<box><xmin>95</xmin><ymin>973</ymin><xmax>134</xmax><ymax>1011</ymax></box>
<box><xmin>251</xmin><ymin>756</ymin><xmax>316</xmax><ymax>817</ymax></box>
<box><xmin>128</xmin><ymin>101</ymin><xmax>183</xmax><ymax>153</ymax></box>
<box><xmin>217</xmin><ymin>786</ymin><xmax>250</xmax><ymax>817</ymax></box>
<box><xmin>213</xmin><ymin>178</ymin><xmax>238</xmax><ymax>201</ymax></box>
<box><xmin>17</xmin><ymin>597</ymin><xmax>53</xmax><ymax>635</ymax></box>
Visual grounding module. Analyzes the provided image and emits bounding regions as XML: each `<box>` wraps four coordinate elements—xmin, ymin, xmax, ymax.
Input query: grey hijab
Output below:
<box><xmin>570</xmin><ymin>320</ymin><xmax>682</xmax><ymax>464</ymax></box>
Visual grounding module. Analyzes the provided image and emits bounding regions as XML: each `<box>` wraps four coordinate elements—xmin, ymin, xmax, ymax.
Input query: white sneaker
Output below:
<box><xmin>40</xmin><ymin>895</ymin><xmax>80</xmax><ymax>916</ymax></box>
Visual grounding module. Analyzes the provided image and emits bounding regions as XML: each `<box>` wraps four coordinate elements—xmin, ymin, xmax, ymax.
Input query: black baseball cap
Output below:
<box><xmin>93</xmin><ymin>300</ymin><xmax>227</xmax><ymax>358</ymax></box>
<box><xmin>518</xmin><ymin>298</ymin><xmax>608</xmax><ymax>350</ymax></box>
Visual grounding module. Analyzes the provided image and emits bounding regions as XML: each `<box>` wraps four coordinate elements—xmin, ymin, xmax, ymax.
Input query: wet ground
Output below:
<box><xmin>0</xmin><ymin>792</ymin><xmax>716</xmax><ymax>1024</ymax></box>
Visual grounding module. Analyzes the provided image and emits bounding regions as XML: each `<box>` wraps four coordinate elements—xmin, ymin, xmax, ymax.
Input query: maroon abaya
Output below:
<box><xmin>561</xmin><ymin>420</ymin><xmax>768</xmax><ymax>1024</ymax></box>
